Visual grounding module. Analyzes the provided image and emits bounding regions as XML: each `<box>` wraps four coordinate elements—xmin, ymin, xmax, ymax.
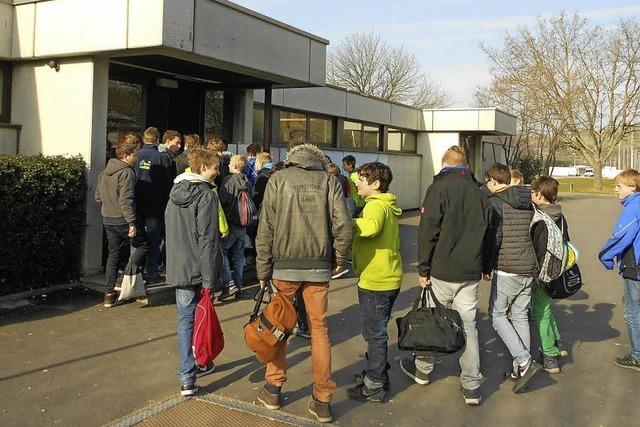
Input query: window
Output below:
<box><xmin>342</xmin><ymin>120</ymin><xmax>362</xmax><ymax>149</ymax></box>
<box><xmin>387</xmin><ymin>128</ymin><xmax>417</xmax><ymax>153</ymax></box>
<box><xmin>204</xmin><ymin>90</ymin><xmax>224</xmax><ymax>141</ymax></box>
<box><xmin>107</xmin><ymin>79</ymin><xmax>144</xmax><ymax>155</ymax></box>
<box><xmin>253</xmin><ymin>102</ymin><xmax>264</xmax><ymax>145</ymax></box>
<box><xmin>309</xmin><ymin>115</ymin><xmax>333</xmax><ymax>147</ymax></box>
<box><xmin>403</xmin><ymin>131</ymin><xmax>417</xmax><ymax>152</ymax></box>
<box><xmin>363</xmin><ymin>124</ymin><xmax>380</xmax><ymax>150</ymax></box>
<box><xmin>279</xmin><ymin>110</ymin><xmax>307</xmax><ymax>144</ymax></box>
<box><xmin>0</xmin><ymin>63</ymin><xmax>9</xmax><ymax>123</ymax></box>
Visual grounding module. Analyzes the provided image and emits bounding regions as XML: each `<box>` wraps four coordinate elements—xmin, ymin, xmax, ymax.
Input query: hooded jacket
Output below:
<box><xmin>95</xmin><ymin>158</ymin><xmax>137</xmax><ymax>226</ymax></box>
<box><xmin>165</xmin><ymin>173</ymin><xmax>221</xmax><ymax>288</ymax></box>
<box><xmin>219</xmin><ymin>172</ymin><xmax>250</xmax><ymax>228</ymax></box>
<box><xmin>531</xmin><ymin>203</ymin><xmax>570</xmax><ymax>270</ymax></box>
<box><xmin>353</xmin><ymin>193</ymin><xmax>403</xmax><ymax>291</ymax></box>
<box><xmin>255</xmin><ymin>144</ymin><xmax>353</xmax><ymax>282</ymax></box>
<box><xmin>134</xmin><ymin>143</ymin><xmax>173</xmax><ymax>217</ymax></box>
<box><xmin>599</xmin><ymin>191</ymin><xmax>640</xmax><ymax>280</ymax></box>
<box><xmin>487</xmin><ymin>185</ymin><xmax>537</xmax><ymax>275</ymax></box>
<box><xmin>252</xmin><ymin>163</ymin><xmax>273</xmax><ymax>210</ymax></box>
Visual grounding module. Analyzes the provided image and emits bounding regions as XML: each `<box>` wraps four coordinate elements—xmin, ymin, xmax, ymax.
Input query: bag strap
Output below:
<box><xmin>411</xmin><ymin>288</ymin><xmax>424</xmax><ymax>312</ymax></box>
<box><xmin>427</xmin><ymin>287</ymin><xmax>445</xmax><ymax>308</ymax></box>
<box><xmin>258</xmin><ymin>312</ymin><xmax>289</xmax><ymax>341</ymax></box>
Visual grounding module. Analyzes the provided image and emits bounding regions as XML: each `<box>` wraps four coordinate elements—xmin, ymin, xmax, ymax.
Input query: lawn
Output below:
<box><xmin>556</xmin><ymin>177</ymin><xmax>615</xmax><ymax>194</ymax></box>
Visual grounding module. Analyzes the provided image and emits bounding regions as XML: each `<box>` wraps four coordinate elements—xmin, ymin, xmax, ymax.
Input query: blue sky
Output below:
<box><xmin>234</xmin><ymin>0</ymin><xmax>640</xmax><ymax>107</ymax></box>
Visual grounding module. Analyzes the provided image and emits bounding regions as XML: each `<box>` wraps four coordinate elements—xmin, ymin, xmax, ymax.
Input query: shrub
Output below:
<box><xmin>0</xmin><ymin>154</ymin><xmax>87</xmax><ymax>296</ymax></box>
<box><xmin>513</xmin><ymin>155</ymin><xmax>544</xmax><ymax>184</ymax></box>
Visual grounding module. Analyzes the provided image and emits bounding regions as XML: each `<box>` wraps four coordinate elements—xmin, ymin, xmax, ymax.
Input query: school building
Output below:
<box><xmin>0</xmin><ymin>0</ymin><xmax>515</xmax><ymax>274</ymax></box>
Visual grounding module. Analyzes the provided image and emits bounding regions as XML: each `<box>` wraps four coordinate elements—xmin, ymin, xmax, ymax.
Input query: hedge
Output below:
<box><xmin>0</xmin><ymin>154</ymin><xmax>87</xmax><ymax>296</ymax></box>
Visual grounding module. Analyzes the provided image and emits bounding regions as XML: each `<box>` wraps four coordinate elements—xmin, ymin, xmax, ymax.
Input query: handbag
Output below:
<box><xmin>546</xmin><ymin>263</ymin><xmax>582</xmax><ymax>299</ymax></box>
<box><xmin>396</xmin><ymin>288</ymin><xmax>466</xmax><ymax>355</ymax></box>
<box><xmin>192</xmin><ymin>288</ymin><xmax>224</xmax><ymax>366</ymax></box>
<box><xmin>118</xmin><ymin>261</ymin><xmax>146</xmax><ymax>301</ymax></box>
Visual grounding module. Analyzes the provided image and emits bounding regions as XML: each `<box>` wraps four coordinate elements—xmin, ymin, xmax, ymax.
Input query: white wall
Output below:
<box><xmin>0</xmin><ymin>2</ymin><xmax>12</xmax><ymax>59</ymax></box>
<box><xmin>0</xmin><ymin>127</ymin><xmax>18</xmax><ymax>154</ymax></box>
<box><xmin>417</xmin><ymin>132</ymin><xmax>459</xmax><ymax>192</ymax></box>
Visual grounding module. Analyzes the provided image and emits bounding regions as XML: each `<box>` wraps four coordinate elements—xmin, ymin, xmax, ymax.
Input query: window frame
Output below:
<box><xmin>0</xmin><ymin>62</ymin><xmax>12</xmax><ymax>123</ymax></box>
<box><xmin>276</xmin><ymin>107</ymin><xmax>336</xmax><ymax>148</ymax></box>
<box><xmin>386</xmin><ymin>127</ymin><xmax>418</xmax><ymax>154</ymax></box>
<box><xmin>341</xmin><ymin>120</ymin><xmax>382</xmax><ymax>153</ymax></box>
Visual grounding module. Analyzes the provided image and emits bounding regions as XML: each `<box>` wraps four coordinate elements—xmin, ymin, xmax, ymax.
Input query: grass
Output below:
<box><xmin>556</xmin><ymin>177</ymin><xmax>615</xmax><ymax>194</ymax></box>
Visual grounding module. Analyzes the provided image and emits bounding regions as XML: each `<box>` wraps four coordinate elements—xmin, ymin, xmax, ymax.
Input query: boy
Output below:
<box><xmin>165</xmin><ymin>148</ymin><xmax>222</xmax><ymax>396</ymax></box>
<box><xmin>244</xmin><ymin>143</ymin><xmax>262</xmax><ymax>187</ymax></box>
<box><xmin>342</xmin><ymin>155</ymin><xmax>365</xmax><ymax>216</ymax></box>
<box><xmin>96</xmin><ymin>132</ymin><xmax>149</xmax><ymax>308</ymax></box>
<box><xmin>599</xmin><ymin>169</ymin><xmax>640</xmax><ymax>372</ymax></box>
<box><xmin>530</xmin><ymin>176</ymin><xmax>569</xmax><ymax>373</ymax></box>
<box><xmin>510</xmin><ymin>169</ymin><xmax>524</xmax><ymax>186</ymax></box>
<box><xmin>252</xmin><ymin>152</ymin><xmax>274</xmax><ymax>210</ymax></box>
<box><xmin>485</xmin><ymin>163</ymin><xmax>542</xmax><ymax>393</ymax></box>
<box><xmin>218</xmin><ymin>155</ymin><xmax>251</xmax><ymax>301</ymax></box>
<box><xmin>175</xmin><ymin>134</ymin><xmax>201</xmax><ymax>176</ymax></box>
<box><xmin>347</xmin><ymin>162</ymin><xmax>403</xmax><ymax>402</ymax></box>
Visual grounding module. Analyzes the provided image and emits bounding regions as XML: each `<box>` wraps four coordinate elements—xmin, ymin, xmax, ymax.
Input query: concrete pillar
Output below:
<box><xmin>226</xmin><ymin>89</ymin><xmax>254</xmax><ymax>148</ymax></box>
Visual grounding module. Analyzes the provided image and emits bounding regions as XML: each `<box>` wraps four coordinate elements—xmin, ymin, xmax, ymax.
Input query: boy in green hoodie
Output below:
<box><xmin>347</xmin><ymin>162</ymin><xmax>403</xmax><ymax>403</ymax></box>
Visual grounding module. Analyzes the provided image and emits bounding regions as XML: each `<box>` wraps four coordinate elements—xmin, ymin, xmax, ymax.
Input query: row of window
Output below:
<box><xmin>0</xmin><ymin>62</ymin><xmax>11</xmax><ymax>123</ymax></box>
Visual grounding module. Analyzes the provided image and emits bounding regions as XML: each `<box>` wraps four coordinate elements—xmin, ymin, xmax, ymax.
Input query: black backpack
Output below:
<box><xmin>546</xmin><ymin>263</ymin><xmax>582</xmax><ymax>299</ymax></box>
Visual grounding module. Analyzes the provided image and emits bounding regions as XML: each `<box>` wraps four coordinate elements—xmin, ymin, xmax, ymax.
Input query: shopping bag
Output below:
<box><xmin>193</xmin><ymin>288</ymin><xmax>224</xmax><ymax>366</ymax></box>
<box><xmin>118</xmin><ymin>262</ymin><xmax>146</xmax><ymax>301</ymax></box>
<box><xmin>396</xmin><ymin>288</ymin><xmax>465</xmax><ymax>355</ymax></box>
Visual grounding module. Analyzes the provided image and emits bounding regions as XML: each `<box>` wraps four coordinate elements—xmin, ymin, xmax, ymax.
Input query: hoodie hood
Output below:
<box><xmin>284</xmin><ymin>144</ymin><xmax>329</xmax><ymax>171</ymax></box>
<box><xmin>536</xmin><ymin>202</ymin><xmax>562</xmax><ymax>221</ymax></box>
<box><xmin>367</xmin><ymin>193</ymin><xmax>402</xmax><ymax>216</ymax></box>
<box><xmin>622</xmin><ymin>191</ymin><xmax>640</xmax><ymax>207</ymax></box>
<box><xmin>104</xmin><ymin>158</ymin><xmax>132</xmax><ymax>176</ymax></box>
<box><xmin>170</xmin><ymin>173</ymin><xmax>212</xmax><ymax>208</ymax></box>
<box><xmin>495</xmin><ymin>185</ymin><xmax>532</xmax><ymax>210</ymax></box>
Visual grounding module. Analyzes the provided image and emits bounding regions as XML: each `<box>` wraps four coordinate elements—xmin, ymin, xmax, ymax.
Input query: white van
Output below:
<box><xmin>585</xmin><ymin>167</ymin><xmax>594</xmax><ymax>177</ymax></box>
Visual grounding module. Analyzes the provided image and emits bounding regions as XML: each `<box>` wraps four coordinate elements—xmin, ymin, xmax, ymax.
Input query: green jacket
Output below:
<box><xmin>349</xmin><ymin>171</ymin><xmax>366</xmax><ymax>208</ymax></box>
<box><xmin>353</xmin><ymin>193</ymin><xmax>403</xmax><ymax>291</ymax></box>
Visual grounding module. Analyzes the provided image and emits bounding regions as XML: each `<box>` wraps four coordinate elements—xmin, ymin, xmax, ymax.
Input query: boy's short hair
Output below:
<box><xmin>247</xmin><ymin>143</ymin><xmax>262</xmax><ymax>156</ymax></box>
<box><xmin>531</xmin><ymin>176</ymin><xmax>559</xmax><ymax>203</ymax></box>
<box><xmin>342</xmin><ymin>155</ymin><xmax>356</xmax><ymax>168</ymax></box>
<box><xmin>256</xmin><ymin>152</ymin><xmax>272</xmax><ymax>166</ymax></box>
<box><xmin>143</xmin><ymin>127</ymin><xmax>160</xmax><ymax>144</ymax></box>
<box><xmin>162</xmin><ymin>130</ymin><xmax>181</xmax><ymax>145</ymax></box>
<box><xmin>441</xmin><ymin>146</ymin><xmax>466</xmax><ymax>166</ymax></box>
<box><xmin>116</xmin><ymin>132</ymin><xmax>141</xmax><ymax>159</ymax></box>
<box><xmin>615</xmin><ymin>169</ymin><xmax>640</xmax><ymax>191</ymax></box>
<box><xmin>188</xmin><ymin>148</ymin><xmax>219</xmax><ymax>173</ymax></box>
<box><xmin>207</xmin><ymin>135</ymin><xmax>225</xmax><ymax>153</ymax></box>
<box><xmin>510</xmin><ymin>169</ymin><xmax>524</xmax><ymax>184</ymax></box>
<box><xmin>230</xmin><ymin>154</ymin><xmax>247</xmax><ymax>170</ymax></box>
<box><xmin>485</xmin><ymin>163</ymin><xmax>511</xmax><ymax>185</ymax></box>
<box><xmin>358</xmin><ymin>161</ymin><xmax>393</xmax><ymax>193</ymax></box>
<box><xmin>183</xmin><ymin>134</ymin><xmax>201</xmax><ymax>149</ymax></box>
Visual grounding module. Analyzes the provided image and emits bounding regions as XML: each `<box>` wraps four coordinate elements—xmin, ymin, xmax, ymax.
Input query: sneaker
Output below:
<box><xmin>400</xmin><ymin>355</ymin><xmax>430</xmax><ymax>385</ymax></box>
<box><xmin>331</xmin><ymin>265</ymin><xmax>350</xmax><ymax>279</ymax></box>
<box><xmin>505</xmin><ymin>369</ymin><xmax>518</xmax><ymax>382</ymax></box>
<box><xmin>513</xmin><ymin>359</ymin><xmax>543</xmax><ymax>394</ymax></box>
<box><xmin>180</xmin><ymin>383</ymin><xmax>199</xmax><ymax>396</ymax></box>
<box><xmin>543</xmin><ymin>354</ymin><xmax>561</xmax><ymax>374</ymax></box>
<box><xmin>258</xmin><ymin>386</ymin><xmax>281</xmax><ymax>410</ymax></box>
<box><xmin>196</xmin><ymin>362</ymin><xmax>216</xmax><ymax>377</ymax></box>
<box><xmin>347</xmin><ymin>382</ymin><xmax>386</xmax><ymax>402</ymax></box>
<box><xmin>614</xmin><ymin>354</ymin><xmax>640</xmax><ymax>372</ymax></box>
<box><xmin>292</xmin><ymin>326</ymin><xmax>311</xmax><ymax>339</ymax></box>
<box><xmin>217</xmin><ymin>285</ymin><xmax>240</xmax><ymax>302</ymax></box>
<box><xmin>308</xmin><ymin>396</ymin><xmax>332</xmax><ymax>423</ymax></box>
<box><xmin>353</xmin><ymin>369</ymin><xmax>390</xmax><ymax>391</ymax></box>
<box><xmin>104</xmin><ymin>291</ymin><xmax>117</xmax><ymax>308</ymax></box>
<box><xmin>461</xmin><ymin>387</ymin><xmax>481</xmax><ymax>405</ymax></box>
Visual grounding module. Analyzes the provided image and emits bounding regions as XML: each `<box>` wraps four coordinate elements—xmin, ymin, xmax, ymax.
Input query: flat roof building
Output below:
<box><xmin>0</xmin><ymin>0</ymin><xmax>516</xmax><ymax>274</ymax></box>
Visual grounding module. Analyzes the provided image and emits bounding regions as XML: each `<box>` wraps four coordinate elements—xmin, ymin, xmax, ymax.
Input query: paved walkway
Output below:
<box><xmin>0</xmin><ymin>194</ymin><xmax>637</xmax><ymax>426</ymax></box>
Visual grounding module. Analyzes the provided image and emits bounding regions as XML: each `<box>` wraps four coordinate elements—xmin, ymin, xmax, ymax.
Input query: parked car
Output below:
<box><xmin>585</xmin><ymin>167</ymin><xmax>594</xmax><ymax>177</ymax></box>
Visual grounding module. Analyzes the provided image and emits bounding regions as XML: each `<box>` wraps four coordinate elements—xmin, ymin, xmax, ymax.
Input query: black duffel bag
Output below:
<box><xmin>396</xmin><ymin>287</ymin><xmax>465</xmax><ymax>355</ymax></box>
<box><xmin>547</xmin><ymin>263</ymin><xmax>582</xmax><ymax>299</ymax></box>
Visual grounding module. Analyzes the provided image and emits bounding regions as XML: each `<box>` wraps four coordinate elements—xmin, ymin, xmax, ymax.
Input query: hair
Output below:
<box><xmin>183</xmin><ymin>134</ymin><xmax>201</xmax><ymax>149</ymax></box>
<box><xmin>342</xmin><ymin>155</ymin><xmax>356</xmax><ymax>168</ymax></box>
<box><xmin>441</xmin><ymin>146</ymin><xmax>466</xmax><ymax>166</ymax></box>
<box><xmin>162</xmin><ymin>130</ymin><xmax>181</xmax><ymax>145</ymax></box>
<box><xmin>485</xmin><ymin>163</ymin><xmax>511</xmax><ymax>185</ymax></box>
<box><xmin>615</xmin><ymin>169</ymin><xmax>640</xmax><ymax>191</ymax></box>
<box><xmin>327</xmin><ymin>163</ymin><xmax>340</xmax><ymax>176</ymax></box>
<box><xmin>143</xmin><ymin>127</ymin><xmax>160</xmax><ymax>144</ymax></box>
<box><xmin>247</xmin><ymin>143</ymin><xmax>262</xmax><ymax>156</ymax></box>
<box><xmin>531</xmin><ymin>176</ymin><xmax>559</xmax><ymax>203</ymax></box>
<box><xmin>230</xmin><ymin>154</ymin><xmax>247</xmax><ymax>170</ymax></box>
<box><xmin>115</xmin><ymin>132</ymin><xmax>141</xmax><ymax>159</ymax></box>
<box><xmin>188</xmin><ymin>148</ymin><xmax>219</xmax><ymax>173</ymax></box>
<box><xmin>256</xmin><ymin>152</ymin><xmax>272</xmax><ymax>167</ymax></box>
<box><xmin>207</xmin><ymin>135</ymin><xmax>225</xmax><ymax>153</ymax></box>
<box><xmin>510</xmin><ymin>169</ymin><xmax>524</xmax><ymax>185</ymax></box>
<box><xmin>358</xmin><ymin>161</ymin><xmax>393</xmax><ymax>193</ymax></box>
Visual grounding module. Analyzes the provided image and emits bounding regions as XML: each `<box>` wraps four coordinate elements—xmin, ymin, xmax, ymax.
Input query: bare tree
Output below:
<box><xmin>481</xmin><ymin>13</ymin><xmax>640</xmax><ymax>189</ymax></box>
<box><xmin>327</xmin><ymin>31</ymin><xmax>452</xmax><ymax>108</ymax></box>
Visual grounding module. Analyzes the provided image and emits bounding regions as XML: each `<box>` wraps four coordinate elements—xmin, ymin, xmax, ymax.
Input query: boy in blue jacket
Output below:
<box><xmin>599</xmin><ymin>169</ymin><xmax>640</xmax><ymax>372</ymax></box>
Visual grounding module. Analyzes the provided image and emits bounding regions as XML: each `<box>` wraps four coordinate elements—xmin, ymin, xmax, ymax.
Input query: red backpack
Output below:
<box><xmin>192</xmin><ymin>288</ymin><xmax>224</xmax><ymax>366</ymax></box>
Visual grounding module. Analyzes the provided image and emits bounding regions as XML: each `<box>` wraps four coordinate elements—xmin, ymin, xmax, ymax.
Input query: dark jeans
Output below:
<box><xmin>142</xmin><ymin>216</ymin><xmax>162</xmax><ymax>277</ymax></box>
<box><xmin>295</xmin><ymin>287</ymin><xmax>309</xmax><ymax>332</ymax></box>
<box><xmin>104</xmin><ymin>223</ymin><xmax>149</xmax><ymax>290</ymax></box>
<box><xmin>358</xmin><ymin>287</ymin><xmax>399</xmax><ymax>388</ymax></box>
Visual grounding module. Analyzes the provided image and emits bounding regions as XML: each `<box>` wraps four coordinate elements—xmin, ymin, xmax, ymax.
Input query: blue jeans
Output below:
<box><xmin>623</xmin><ymin>278</ymin><xmax>640</xmax><ymax>360</ymax></box>
<box><xmin>176</xmin><ymin>286</ymin><xmax>200</xmax><ymax>386</ymax></box>
<box><xmin>143</xmin><ymin>216</ymin><xmax>162</xmax><ymax>277</ymax></box>
<box><xmin>221</xmin><ymin>227</ymin><xmax>246</xmax><ymax>289</ymax></box>
<box><xmin>358</xmin><ymin>287</ymin><xmax>399</xmax><ymax>389</ymax></box>
<box><xmin>489</xmin><ymin>274</ymin><xmax>534</xmax><ymax>370</ymax></box>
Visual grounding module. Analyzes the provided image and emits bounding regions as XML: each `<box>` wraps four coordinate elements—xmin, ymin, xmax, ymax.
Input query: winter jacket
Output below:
<box><xmin>165</xmin><ymin>173</ymin><xmax>221</xmax><ymax>288</ymax></box>
<box><xmin>599</xmin><ymin>191</ymin><xmax>640</xmax><ymax>280</ymax></box>
<box><xmin>243</xmin><ymin>156</ymin><xmax>258</xmax><ymax>187</ymax></box>
<box><xmin>531</xmin><ymin>203</ymin><xmax>570</xmax><ymax>270</ymax></box>
<box><xmin>214</xmin><ymin>154</ymin><xmax>231</xmax><ymax>188</ymax></box>
<box><xmin>95</xmin><ymin>158</ymin><xmax>137</xmax><ymax>226</ymax></box>
<box><xmin>348</xmin><ymin>171</ymin><xmax>365</xmax><ymax>208</ymax></box>
<box><xmin>486</xmin><ymin>185</ymin><xmax>537</xmax><ymax>275</ymax></box>
<box><xmin>255</xmin><ymin>144</ymin><xmax>354</xmax><ymax>281</ymax></box>
<box><xmin>175</xmin><ymin>150</ymin><xmax>189</xmax><ymax>176</ymax></box>
<box><xmin>252</xmin><ymin>163</ymin><xmax>273</xmax><ymax>210</ymax></box>
<box><xmin>134</xmin><ymin>144</ymin><xmax>173</xmax><ymax>217</ymax></box>
<box><xmin>353</xmin><ymin>193</ymin><xmax>403</xmax><ymax>291</ymax></box>
<box><xmin>177</xmin><ymin>170</ymin><xmax>229</xmax><ymax>237</ymax></box>
<box><xmin>418</xmin><ymin>166</ymin><xmax>493</xmax><ymax>281</ymax></box>
<box><xmin>219</xmin><ymin>173</ymin><xmax>250</xmax><ymax>228</ymax></box>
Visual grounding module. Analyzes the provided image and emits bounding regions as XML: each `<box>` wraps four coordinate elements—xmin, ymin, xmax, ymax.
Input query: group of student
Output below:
<box><xmin>96</xmin><ymin>133</ymin><xmax>640</xmax><ymax>424</ymax></box>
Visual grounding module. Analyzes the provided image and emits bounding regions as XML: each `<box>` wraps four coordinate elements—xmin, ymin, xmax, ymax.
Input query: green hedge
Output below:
<box><xmin>0</xmin><ymin>154</ymin><xmax>87</xmax><ymax>296</ymax></box>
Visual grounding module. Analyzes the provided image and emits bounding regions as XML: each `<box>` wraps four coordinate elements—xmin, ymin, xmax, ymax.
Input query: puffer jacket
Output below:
<box><xmin>255</xmin><ymin>144</ymin><xmax>353</xmax><ymax>281</ymax></box>
<box><xmin>95</xmin><ymin>158</ymin><xmax>137</xmax><ymax>226</ymax></box>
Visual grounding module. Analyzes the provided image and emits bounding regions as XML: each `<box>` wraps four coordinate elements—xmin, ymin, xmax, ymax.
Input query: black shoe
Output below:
<box><xmin>400</xmin><ymin>355</ymin><xmax>430</xmax><ymax>385</ymax></box>
<box><xmin>614</xmin><ymin>354</ymin><xmax>640</xmax><ymax>372</ymax></box>
<box><xmin>180</xmin><ymin>383</ymin><xmax>199</xmax><ymax>396</ymax></box>
<box><xmin>461</xmin><ymin>387</ymin><xmax>481</xmax><ymax>405</ymax></box>
<box><xmin>217</xmin><ymin>285</ymin><xmax>239</xmax><ymax>302</ymax></box>
<box><xmin>505</xmin><ymin>369</ymin><xmax>518</xmax><ymax>382</ymax></box>
<box><xmin>513</xmin><ymin>359</ymin><xmax>542</xmax><ymax>394</ymax></box>
<box><xmin>308</xmin><ymin>396</ymin><xmax>332</xmax><ymax>423</ymax></box>
<box><xmin>292</xmin><ymin>326</ymin><xmax>311</xmax><ymax>339</ymax></box>
<box><xmin>258</xmin><ymin>386</ymin><xmax>281</xmax><ymax>410</ymax></box>
<box><xmin>556</xmin><ymin>340</ymin><xmax>569</xmax><ymax>358</ymax></box>
<box><xmin>347</xmin><ymin>382</ymin><xmax>386</xmax><ymax>402</ymax></box>
<box><xmin>196</xmin><ymin>362</ymin><xmax>216</xmax><ymax>377</ymax></box>
<box><xmin>543</xmin><ymin>354</ymin><xmax>561</xmax><ymax>374</ymax></box>
<box><xmin>331</xmin><ymin>265</ymin><xmax>350</xmax><ymax>279</ymax></box>
<box><xmin>104</xmin><ymin>291</ymin><xmax>117</xmax><ymax>308</ymax></box>
<box><xmin>354</xmin><ymin>370</ymin><xmax>390</xmax><ymax>391</ymax></box>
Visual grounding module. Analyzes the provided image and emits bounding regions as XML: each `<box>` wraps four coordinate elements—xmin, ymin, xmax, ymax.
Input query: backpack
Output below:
<box><xmin>236</xmin><ymin>189</ymin><xmax>258</xmax><ymax>227</ymax></box>
<box><xmin>192</xmin><ymin>288</ymin><xmax>224</xmax><ymax>365</ymax></box>
<box><xmin>530</xmin><ymin>206</ymin><xmax>566</xmax><ymax>282</ymax></box>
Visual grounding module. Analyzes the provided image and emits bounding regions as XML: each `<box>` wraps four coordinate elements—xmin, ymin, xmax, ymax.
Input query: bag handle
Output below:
<box><xmin>411</xmin><ymin>286</ymin><xmax>445</xmax><ymax>311</ymax></box>
<box><xmin>249</xmin><ymin>281</ymin><xmax>272</xmax><ymax>321</ymax></box>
